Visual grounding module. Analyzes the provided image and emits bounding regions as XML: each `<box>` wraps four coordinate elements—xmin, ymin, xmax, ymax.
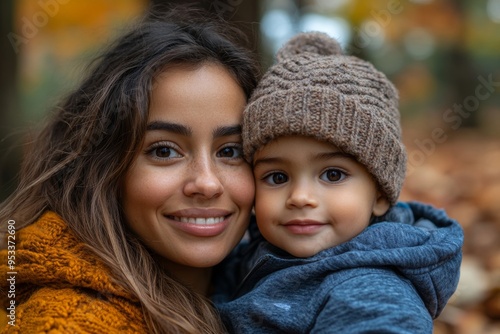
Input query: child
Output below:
<box><xmin>213</xmin><ymin>32</ymin><xmax>463</xmax><ymax>333</ymax></box>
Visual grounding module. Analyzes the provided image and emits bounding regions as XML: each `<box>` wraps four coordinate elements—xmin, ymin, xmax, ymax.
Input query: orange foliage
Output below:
<box><xmin>15</xmin><ymin>0</ymin><xmax>148</xmax><ymax>30</ymax></box>
<box><xmin>401</xmin><ymin>128</ymin><xmax>500</xmax><ymax>334</ymax></box>
<box><xmin>13</xmin><ymin>0</ymin><xmax>147</xmax><ymax>58</ymax></box>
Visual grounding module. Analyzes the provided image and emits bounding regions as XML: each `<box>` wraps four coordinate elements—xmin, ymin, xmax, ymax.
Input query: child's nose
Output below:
<box><xmin>285</xmin><ymin>181</ymin><xmax>318</xmax><ymax>209</ymax></box>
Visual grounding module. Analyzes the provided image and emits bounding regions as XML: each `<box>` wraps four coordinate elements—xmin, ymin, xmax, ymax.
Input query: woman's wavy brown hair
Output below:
<box><xmin>0</xmin><ymin>6</ymin><xmax>259</xmax><ymax>333</ymax></box>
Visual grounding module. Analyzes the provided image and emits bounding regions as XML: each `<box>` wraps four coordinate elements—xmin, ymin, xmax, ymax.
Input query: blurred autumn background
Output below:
<box><xmin>0</xmin><ymin>0</ymin><xmax>499</xmax><ymax>333</ymax></box>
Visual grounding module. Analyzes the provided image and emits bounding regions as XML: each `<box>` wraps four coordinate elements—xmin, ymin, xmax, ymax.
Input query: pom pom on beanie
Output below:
<box><xmin>276</xmin><ymin>31</ymin><xmax>343</xmax><ymax>61</ymax></box>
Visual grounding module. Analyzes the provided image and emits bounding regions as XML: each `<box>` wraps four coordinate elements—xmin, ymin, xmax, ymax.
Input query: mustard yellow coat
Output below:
<box><xmin>0</xmin><ymin>212</ymin><xmax>148</xmax><ymax>333</ymax></box>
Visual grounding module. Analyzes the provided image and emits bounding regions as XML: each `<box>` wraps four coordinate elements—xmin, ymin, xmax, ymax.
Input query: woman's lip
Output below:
<box><xmin>167</xmin><ymin>208</ymin><xmax>231</xmax><ymax>218</ymax></box>
<box><xmin>165</xmin><ymin>208</ymin><xmax>232</xmax><ymax>237</ymax></box>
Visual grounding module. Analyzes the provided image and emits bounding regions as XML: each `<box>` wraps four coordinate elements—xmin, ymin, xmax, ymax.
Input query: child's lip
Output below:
<box><xmin>282</xmin><ymin>219</ymin><xmax>327</xmax><ymax>234</ymax></box>
<box><xmin>283</xmin><ymin>219</ymin><xmax>326</xmax><ymax>226</ymax></box>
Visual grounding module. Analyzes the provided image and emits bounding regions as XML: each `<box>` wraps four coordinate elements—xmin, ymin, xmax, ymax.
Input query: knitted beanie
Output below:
<box><xmin>243</xmin><ymin>31</ymin><xmax>407</xmax><ymax>205</ymax></box>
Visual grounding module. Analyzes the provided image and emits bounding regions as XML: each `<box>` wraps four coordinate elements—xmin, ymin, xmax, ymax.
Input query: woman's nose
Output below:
<box><xmin>183</xmin><ymin>154</ymin><xmax>224</xmax><ymax>199</ymax></box>
<box><xmin>285</xmin><ymin>181</ymin><xmax>318</xmax><ymax>209</ymax></box>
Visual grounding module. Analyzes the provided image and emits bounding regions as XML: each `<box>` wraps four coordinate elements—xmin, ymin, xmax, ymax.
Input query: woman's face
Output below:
<box><xmin>122</xmin><ymin>63</ymin><xmax>254</xmax><ymax>272</ymax></box>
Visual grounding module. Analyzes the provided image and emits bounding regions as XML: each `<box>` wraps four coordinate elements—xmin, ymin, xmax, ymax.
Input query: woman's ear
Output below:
<box><xmin>372</xmin><ymin>192</ymin><xmax>390</xmax><ymax>217</ymax></box>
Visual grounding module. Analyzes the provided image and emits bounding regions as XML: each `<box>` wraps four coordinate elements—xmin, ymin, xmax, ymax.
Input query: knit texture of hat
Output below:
<box><xmin>243</xmin><ymin>31</ymin><xmax>407</xmax><ymax>205</ymax></box>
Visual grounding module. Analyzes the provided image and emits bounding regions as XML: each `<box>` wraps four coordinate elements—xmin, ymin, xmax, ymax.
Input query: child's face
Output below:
<box><xmin>253</xmin><ymin>136</ymin><xmax>389</xmax><ymax>258</ymax></box>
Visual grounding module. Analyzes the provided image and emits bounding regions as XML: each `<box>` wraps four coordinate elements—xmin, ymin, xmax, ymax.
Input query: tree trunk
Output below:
<box><xmin>149</xmin><ymin>0</ymin><xmax>261</xmax><ymax>54</ymax></box>
<box><xmin>448</xmin><ymin>0</ymin><xmax>478</xmax><ymax>128</ymax></box>
<box><xmin>0</xmin><ymin>0</ymin><xmax>21</xmax><ymax>201</ymax></box>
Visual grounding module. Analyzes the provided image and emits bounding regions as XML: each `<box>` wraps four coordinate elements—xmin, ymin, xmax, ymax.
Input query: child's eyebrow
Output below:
<box><xmin>253</xmin><ymin>152</ymin><xmax>355</xmax><ymax>168</ymax></box>
<box><xmin>315</xmin><ymin>151</ymin><xmax>356</xmax><ymax>162</ymax></box>
<box><xmin>253</xmin><ymin>157</ymin><xmax>284</xmax><ymax>168</ymax></box>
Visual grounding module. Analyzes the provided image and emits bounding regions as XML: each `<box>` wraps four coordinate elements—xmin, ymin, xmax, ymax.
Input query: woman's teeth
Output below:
<box><xmin>170</xmin><ymin>216</ymin><xmax>225</xmax><ymax>225</ymax></box>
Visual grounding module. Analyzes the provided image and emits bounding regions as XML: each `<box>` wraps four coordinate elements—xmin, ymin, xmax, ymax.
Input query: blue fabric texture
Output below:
<box><xmin>212</xmin><ymin>202</ymin><xmax>463</xmax><ymax>333</ymax></box>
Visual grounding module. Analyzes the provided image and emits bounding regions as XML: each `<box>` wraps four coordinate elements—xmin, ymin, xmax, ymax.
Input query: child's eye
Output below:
<box><xmin>217</xmin><ymin>145</ymin><xmax>243</xmax><ymax>159</ymax></box>
<box><xmin>263</xmin><ymin>172</ymin><xmax>288</xmax><ymax>185</ymax></box>
<box><xmin>146</xmin><ymin>142</ymin><xmax>182</xmax><ymax>160</ymax></box>
<box><xmin>320</xmin><ymin>168</ymin><xmax>346</xmax><ymax>183</ymax></box>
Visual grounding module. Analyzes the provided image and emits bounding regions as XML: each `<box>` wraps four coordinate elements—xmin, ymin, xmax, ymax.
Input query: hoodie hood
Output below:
<box><xmin>321</xmin><ymin>201</ymin><xmax>463</xmax><ymax>317</ymax></box>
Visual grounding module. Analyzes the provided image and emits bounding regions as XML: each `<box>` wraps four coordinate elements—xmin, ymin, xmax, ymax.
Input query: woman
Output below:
<box><xmin>0</xmin><ymin>7</ymin><xmax>259</xmax><ymax>333</ymax></box>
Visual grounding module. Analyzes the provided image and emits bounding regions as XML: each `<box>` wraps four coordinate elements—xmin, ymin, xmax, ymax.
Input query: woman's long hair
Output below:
<box><xmin>0</xmin><ymin>6</ymin><xmax>259</xmax><ymax>333</ymax></box>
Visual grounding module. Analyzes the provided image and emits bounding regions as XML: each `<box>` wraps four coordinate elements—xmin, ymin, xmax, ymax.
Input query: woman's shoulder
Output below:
<box><xmin>6</xmin><ymin>211</ymin><xmax>108</xmax><ymax>282</ymax></box>
<box><xmin>1</xmin><ymin>285</ymin><xmax>146</xmax><ymax>333</ymax></box>
<box><xmin>1</xmin><ymin>211</ymin><xmax>140</xmax><ymax>331</ymax></box>
<box><xmin>2</xmin><ymin>210</ymin><xmax>130</xmax><ymax>296</ymax></box>
<box><xmin>17</xmin><ymin>211</ymin><xmax>70</xmax><ymax>242</ymax></box>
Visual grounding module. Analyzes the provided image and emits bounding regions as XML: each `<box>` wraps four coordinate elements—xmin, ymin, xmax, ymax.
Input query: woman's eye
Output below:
<box><xmin>320</xmin><ymin>168</ymin><xmax>345</xmax><ymax>183</ymax></box>
<box><xmin>263</xmin><ymin>172</ymin><xmax>288</xmax><ymax>185</ymax></box>
<box><xmin>147</xmin><ymin>144</ymin><xmax>182</xmax><ymax>160</ymax></box>
<box><xmin>155</xmin><ymin>147</ymin><xmax>174</xmax><ymax>158</ymax></box>
<box><xmin>217</xmin><ymin>145</ymin><xmax>243</xmax><ymax>159</ymax></box>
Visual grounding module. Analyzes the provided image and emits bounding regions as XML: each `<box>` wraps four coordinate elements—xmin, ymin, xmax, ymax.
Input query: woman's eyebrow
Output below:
<box><xmin>213</xmin><ymin>125</ymin><xmax>242</xmax><ymax>138</ymax></box>
<box><xmin>146</xmin><ymin>121</ymin><xmax>191</xmax><ymax>136</ymax></box>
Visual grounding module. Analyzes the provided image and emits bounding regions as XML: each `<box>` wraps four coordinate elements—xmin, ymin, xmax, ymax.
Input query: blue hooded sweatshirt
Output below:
<box><xmin>213</xmin><ymin>202</ymin><xmax>463</xmax><ymax>333</ymax></box>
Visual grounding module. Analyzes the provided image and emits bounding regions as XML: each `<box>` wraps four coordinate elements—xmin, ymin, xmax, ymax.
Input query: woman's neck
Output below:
<box><xmin>158</xmin><ymin>258</ymin><xmax>213</xmax><ymax>296</ymax></box>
